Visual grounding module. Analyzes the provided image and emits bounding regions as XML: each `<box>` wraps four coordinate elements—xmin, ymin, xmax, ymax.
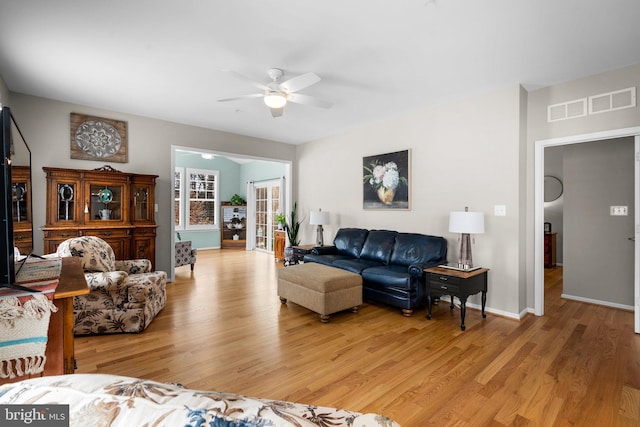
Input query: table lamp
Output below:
<box><xmin>449</xmin><ymin>207</ymin><xmax>485</xmax><ymax>269</ymax></box>
<box><xmin>309</xmin><ymin>209</ymin><xmax>330</xmax><ymax>246</ymax></box>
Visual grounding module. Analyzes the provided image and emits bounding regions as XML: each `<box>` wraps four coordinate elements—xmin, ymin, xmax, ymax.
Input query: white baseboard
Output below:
<box><xmin>444</xmin><ymin>297</ymin><xmax>522</xmax><ymax>320</ymax></box>
<box><xmin>561</xmin><ymin>293</ymin><xmax>634</xmax><ymax>311</ymax></box>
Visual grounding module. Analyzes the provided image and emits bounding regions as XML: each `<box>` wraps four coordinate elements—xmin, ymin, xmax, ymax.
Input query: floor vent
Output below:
<box><xmin>547</xmin><ymin>98</ymin><xmax>587</xmax><ymax>122</ymax></box>
<box><xmin>589</xmin><ymin>87</ymin><xmax>636</xmax><ymax>115</ymax></box>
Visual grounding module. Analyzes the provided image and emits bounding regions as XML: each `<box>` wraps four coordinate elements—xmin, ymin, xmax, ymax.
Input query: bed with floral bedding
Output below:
<box><xmin>0</xmin><ymin>374</ymin><xmax>401</xmax><ymax>426</ymax></box>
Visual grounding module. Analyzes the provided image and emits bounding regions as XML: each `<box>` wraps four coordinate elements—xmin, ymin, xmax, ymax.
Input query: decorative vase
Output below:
<box><xmin>284</xmin><ymin>246</ymin><xmax>295</xmax><ymax>266</ymax></box>
<box><xmin>377</xmin><ymin>187</ymin><xmax>395</xmax><ymax>205</ymax></box>
<box><xmin>99</xmin><ymin>209</ymin><xmax>112</xmax><ymax>220</ymax></box>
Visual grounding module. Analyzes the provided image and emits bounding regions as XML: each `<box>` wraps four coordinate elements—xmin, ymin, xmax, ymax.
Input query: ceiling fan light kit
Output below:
<box><xmin>264</xmin><ymin>92</ymin><xmax>287</xmax><ymax>109</ymax></box>
<box><xmin>218</xmin><ymin>67</ymin><xmax>332</xmax><ymax>117</ymax></box>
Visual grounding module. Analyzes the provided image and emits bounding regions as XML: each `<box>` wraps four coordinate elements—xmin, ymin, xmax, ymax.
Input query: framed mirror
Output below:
<box><xmin>544</xmin><ymin>175</ymin><xmax>563</xmax><ymax>202</ymax></box>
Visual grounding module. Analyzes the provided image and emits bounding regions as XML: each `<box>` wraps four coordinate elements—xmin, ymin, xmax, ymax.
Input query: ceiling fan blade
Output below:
<box><xmin>287</xmin><ymin>93</ymin><xmax>332</xmax><ymax>109</ymax></box>
<box><xmin>217</xmin><ymin>93</ymin><xmax>263</xmax><ymax>102</ymax></box>
<box><xmin>222</xmin><ymin>69</ymin><xmax>270</xmax><ymax>91</ymax></box>
<box><xmin>279</xmin><ymin>72</ymin><xmax>320</xmax><ymax>93</ymax></box>
<box><xmin>270</xmin><ymin>107</ymin><xmax>284</xmax><ymax>118</ymax></box>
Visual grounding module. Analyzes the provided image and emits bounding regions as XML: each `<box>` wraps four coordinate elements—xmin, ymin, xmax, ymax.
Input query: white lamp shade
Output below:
<box><xmin>449</xmin><ymin>211</ymin><xmax>484</xmax><ymax>234</ymax></box>
<box><xmin>309</xmin><ymin>211</ymin><xmax>330</xmax><ymax>225</ymax></box>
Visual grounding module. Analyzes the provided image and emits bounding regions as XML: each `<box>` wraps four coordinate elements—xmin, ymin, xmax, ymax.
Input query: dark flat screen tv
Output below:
<box><xmin>1</xmin><ymin>105</ymin><xmax>36</xmax><ymax>292</ymax></box>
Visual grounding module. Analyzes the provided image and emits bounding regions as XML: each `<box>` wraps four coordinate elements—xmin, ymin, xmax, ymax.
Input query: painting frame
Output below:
<box><xmin>70</xmin><ymin>113</ymin><xmax>128</xmax><ymax>163</ymax></box>
<box><xmin>363</xmin><ymin>149</ymin><xmax>410</xmax><ymax>210</ymax></box>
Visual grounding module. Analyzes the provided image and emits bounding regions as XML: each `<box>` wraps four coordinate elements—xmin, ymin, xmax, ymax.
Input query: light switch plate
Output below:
<box><xmin>494</xmin><ymin>205</ymin><xmax>506</xmax><ymax>216</ymax></box>
<box><xmin>610</xmin><ymin>206</ymin><xmax>628</xmax><ymax>216</ymax></box>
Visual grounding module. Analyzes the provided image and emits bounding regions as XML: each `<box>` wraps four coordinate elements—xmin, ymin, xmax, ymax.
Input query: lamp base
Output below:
<box><xmin>316</xmin><ymin>225</ymin><xmax>324</xmax><ymax>247</ymax></box>
<box><xmin>458</xmin><ymin>233</ymin><xmax>474</xmax><ymax>269</ymax></box>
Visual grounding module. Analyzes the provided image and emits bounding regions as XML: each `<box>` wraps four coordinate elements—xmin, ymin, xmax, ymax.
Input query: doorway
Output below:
<box><xmin>534</xmin><ymin>127</ymin><xmax>640</xmax><ymax>333</ymax></box>
<box><xmin>170</xmin><ymin>146</ymin><xmax>292</xmax><ymax>281</ymax></box>
<box><xmin>253</xmin><ymin>180</ymin><xmax>282</xmax><ymax>253</ymax></box>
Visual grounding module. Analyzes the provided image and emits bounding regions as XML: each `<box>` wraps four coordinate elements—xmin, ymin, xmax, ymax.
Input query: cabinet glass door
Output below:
<box><xmin>89</xmin><ymin>184</ymin><xmax>123</xmax><ymax>221</ymax></box>
<box><xmin>133</xmin><ymin>185</ymin><xmax>150</xmax><ymax>221</ymax></box>
<box><xmin>57</xmin><ymin>183</ymin><xmax>76</xmax><ymax>221</ymax></box>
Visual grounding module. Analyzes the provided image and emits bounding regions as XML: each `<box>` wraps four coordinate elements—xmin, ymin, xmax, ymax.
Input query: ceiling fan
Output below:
<box><xmin>217</xmin><ymin>68</ymin><xmax>332</xmax><ymax>117</ymax></box>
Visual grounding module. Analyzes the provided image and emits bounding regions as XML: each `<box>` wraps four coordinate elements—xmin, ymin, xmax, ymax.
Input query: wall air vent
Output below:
<box><xmin>547</xmin><ymin>98</ymin><xmax>587</xmax><ymax>122</ymax></box>
<box><xmin>589</xmin><ymin>87</ymin><xmax>636</xmax><ymax>115</ymax></box>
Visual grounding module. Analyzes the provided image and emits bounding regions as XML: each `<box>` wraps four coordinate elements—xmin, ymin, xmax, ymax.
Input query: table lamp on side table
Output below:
<box><xmin>449</xmin><ymin>207</ymin><xmax>485</xmax><ymax>269</ymax></box>
<box><xmin>309</xmin><ymin>209</ymin><xmax>330</xmax><ymax>246</ymax></box>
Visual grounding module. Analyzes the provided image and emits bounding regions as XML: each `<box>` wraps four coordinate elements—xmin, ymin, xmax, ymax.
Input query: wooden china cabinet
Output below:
<box><xmin>43</xmin><ymin>166</ymin><xmax>158</xmax><ymax>267</ymax></box>
<box><xmin>12</xmin><ymin>165</ymin><xmax>33</xmax><ymax>254</ymax></box>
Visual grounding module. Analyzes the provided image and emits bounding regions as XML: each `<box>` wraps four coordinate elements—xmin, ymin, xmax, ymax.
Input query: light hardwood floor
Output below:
<box><xmin>75</xmin><ymin>250</ymin><xmax>640</xmax><ymax>426</ymax></box>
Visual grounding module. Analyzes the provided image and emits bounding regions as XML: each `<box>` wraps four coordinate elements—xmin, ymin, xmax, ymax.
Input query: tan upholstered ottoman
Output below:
<box><xmin>278</xmin><ymin>263</ymin><xmax>363</xmax><ymax>322</ymax></box>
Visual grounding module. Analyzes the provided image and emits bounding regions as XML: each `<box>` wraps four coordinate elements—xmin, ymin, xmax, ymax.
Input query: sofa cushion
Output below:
<box><xmin>361</xmin><ymin>265</ymin><xmax>414</xmax><ymax>290</ymax></box>
<box><xmin>360</xmin><ymin>230</ymin><xmax>397</xmax><ymax>264</ymax></box>
<box><xmin>303</xmin><ymin>253</ymin><xmax>351</xmax><ymax>266</ymax></box>
<box><xmin>390</xmin><ymin>233</ymin><xmax>447</xmax><ymax>267</ymax></box>
<box><xmin>333</xmin><ymin>258</ymin><xmax>385</xmax><ymax>274</ymax></box>
<box><xmin>333</xmin><ymin>228</ymin><xmax>369</xmax><ymax>258</ymax></box>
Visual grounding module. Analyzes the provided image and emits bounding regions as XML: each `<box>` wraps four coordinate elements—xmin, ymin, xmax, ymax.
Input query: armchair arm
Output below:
<box><xmin>311</xmin><ymin>245</ymin><xmax>337</xmax><ymax>255</ymax></box>
<box><xmin>115</xmin><ymin>259</ymin><xmax>152</xmax><ymax>274</ymax></box>
<box><xmin>125</xmin><ymin>271</ymin><xmax>167</xmax><ymax>304</ymax></box>
<box><xmin>84</xmin><ymin>271</ymin><xmax>129</xmax><ymax>292</ymax></box>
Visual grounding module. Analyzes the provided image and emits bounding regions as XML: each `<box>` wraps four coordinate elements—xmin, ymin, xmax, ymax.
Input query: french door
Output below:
<box><xmin>253</xmin><ymin>180</ymin><xmax>281</xmax><ymax>252</ymax></box>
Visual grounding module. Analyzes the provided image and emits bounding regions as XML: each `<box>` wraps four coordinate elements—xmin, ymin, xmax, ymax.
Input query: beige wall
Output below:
<box><xmin>526</xmin><ymin>63</ymin><xmax>640</xmax><ymax>307</ymax></box>
<box><xmin>296</xmin><ymin>84</ymin><xmax>526</xmax><ymax>317</ymax></box>
<box><xmin>8</xmin><ymin>93</ymin><xmax>296</xmax><ymax>273</ymax></box>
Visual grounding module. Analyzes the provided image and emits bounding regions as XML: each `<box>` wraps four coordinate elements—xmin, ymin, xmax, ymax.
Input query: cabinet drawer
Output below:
<box><xmin>133</xmin><ymin>227</ymin><xmax>156</xmax><ymax>236</ymax></box>
<box><xmin>429</xmin><ymin>274</ymin><xmax>461</xmax><ymax>293</ymax></box>
<box><xmin>84</xmin><ymin>228</ymin><xmax>130</xmax><ymax>239</ymax></box>
<box><xmin>44</xmin><ymin>230</ymin><xmax>79</xmax><ymax>239</ymax></box>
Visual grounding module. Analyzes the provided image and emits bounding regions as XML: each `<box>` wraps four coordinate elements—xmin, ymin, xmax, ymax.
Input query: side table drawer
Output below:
<box><xmin>429</xmin><ymin>274</ymin><xmax>461</xmax><ymax>293</ymax></box>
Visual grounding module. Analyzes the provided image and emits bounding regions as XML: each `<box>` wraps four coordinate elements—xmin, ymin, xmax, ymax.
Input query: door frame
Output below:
<box><xmin>252</xmin><ymin>179</ymin><xmax>282</xmax><ymax>253</ymax></box>
<box><xmin>534</xmin><ymin>126</ymin><xmax>640</xmax><ymax>333</ymax></box>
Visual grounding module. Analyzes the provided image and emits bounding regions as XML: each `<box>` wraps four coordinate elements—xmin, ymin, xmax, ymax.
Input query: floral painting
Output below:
<box><xmin>363</xmin><ymin>149</ymin><xmax>410</xmax><ymax>210</ymax></box>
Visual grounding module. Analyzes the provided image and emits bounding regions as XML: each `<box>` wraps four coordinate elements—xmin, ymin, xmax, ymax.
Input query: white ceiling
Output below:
<box><xmin>1</xmin><ymin>0</ymin><xmax>640</xmax><ymax>145</ymax></box>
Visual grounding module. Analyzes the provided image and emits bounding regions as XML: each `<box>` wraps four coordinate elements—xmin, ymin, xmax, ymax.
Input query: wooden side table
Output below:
<box><xmin>274</xmin><ymin>230</ymin><xmax>286</xmax><ymax>261</ymax></box>
<box><xmin>424</xmin><ymin>266</ymin><xmax>489</xmax><ymax>331</ymax></box>
<box><xmin>0</xmin><ymin>257</ymin><xmax>89</xmax><ymax>385</ymax></box>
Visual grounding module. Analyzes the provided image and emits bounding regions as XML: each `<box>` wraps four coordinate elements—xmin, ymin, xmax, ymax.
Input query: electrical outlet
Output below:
<box><xmin>494</xmin><ymin>205</ymin><xmax>506</xmax><ymax>216</ymax></box>
<box><xmin>610</xmin><ymin>206</ymin><xmax>628</xmax><ymax>216</ymax></box>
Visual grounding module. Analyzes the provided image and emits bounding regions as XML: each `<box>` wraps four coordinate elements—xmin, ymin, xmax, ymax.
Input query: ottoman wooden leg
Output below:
<box><xmin>351</xmin><ymin>306</ymin><xmax>359</xmax><ymax>313</ymax></box>
<box><xmin>320</xmin><ymin>314</ymin><xmax>331</xmax><ymax>323</ymax></box>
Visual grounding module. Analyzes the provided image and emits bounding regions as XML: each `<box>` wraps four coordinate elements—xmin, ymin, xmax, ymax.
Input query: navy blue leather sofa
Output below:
<box><xmin>304</xmin><ymin>228</ymin><xmax>447</xmax><ymax>316</ymax></box>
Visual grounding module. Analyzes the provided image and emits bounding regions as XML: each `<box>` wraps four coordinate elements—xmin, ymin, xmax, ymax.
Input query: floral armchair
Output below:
<box><xmin>55</xmin><ymin>236</ymin><xmax>167</xmax><ymax>335</ymax></box>
<box><xmin>175</xmin><ymin>240</ymin><xmax>197</xmax><ymax>271</ymax></box>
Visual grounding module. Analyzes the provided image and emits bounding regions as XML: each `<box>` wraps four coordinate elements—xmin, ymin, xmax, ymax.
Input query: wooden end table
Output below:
<box><xmin>424</xmin><ymin>266</ymin><xmax>489</xmax><ymax>331</ymax></box>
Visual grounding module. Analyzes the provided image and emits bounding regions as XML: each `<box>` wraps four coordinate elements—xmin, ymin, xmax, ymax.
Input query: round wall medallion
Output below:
<box><xmin>75</xmin><ymin>120</ymin><xmax>122</xmax><ymax>158</ymax></box>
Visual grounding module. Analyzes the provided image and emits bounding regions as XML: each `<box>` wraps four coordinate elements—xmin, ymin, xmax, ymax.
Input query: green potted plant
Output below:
<box><xmin>230</xmin><ymin>194</ymin><xmax>245</xmax><ymax>206</ymax></box>
<box><xmin>284</xmin><ymin>202</ymin><xmax>302</xmax><ymax>247</ymax></box>
<box><xmin>275</xmin><ymin>212</ymin><xmax>287</xmax><ymax>230</ymax></box>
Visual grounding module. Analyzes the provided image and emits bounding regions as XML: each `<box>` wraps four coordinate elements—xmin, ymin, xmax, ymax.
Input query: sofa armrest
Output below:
<box><xmin>115</xmin><ymin>259</ymin><xmax>152</xmax><ymax>274</ymax></box>
<box><xmin>408</xmin><ymin>260</ymin><xmax>446</xmax><ymax>276</ymax></box>
<box><xmin>311</xmin><ymin>245</ymin><xmax>337</xmax><ymax>255</ymax></box>
<box><xmin>84</xmin><ymin>271</ymin><xmax>129</xmax><ymax>292</ymax></box>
